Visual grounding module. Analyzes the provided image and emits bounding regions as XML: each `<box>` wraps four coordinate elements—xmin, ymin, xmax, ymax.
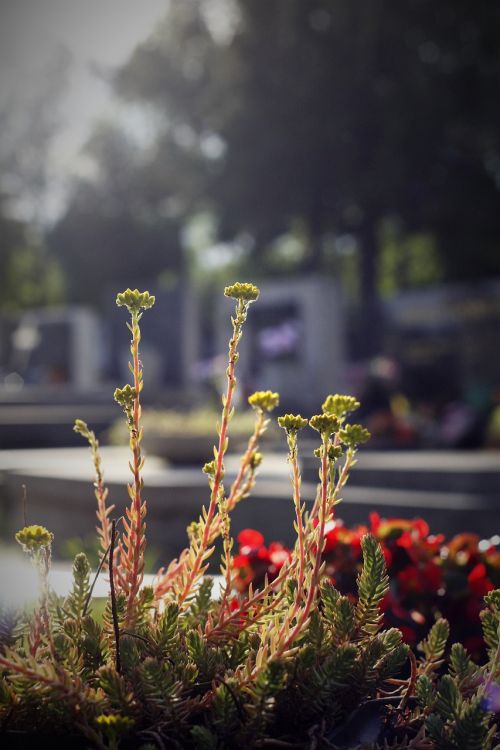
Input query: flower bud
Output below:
<box><xmin>15</xmin><ymin>525</ymin><xmax>53</xmax><ymax>553</ymax></box>
<box><xmin>278</xmin><ymin>414</ymin><xmax>308</xmax><ymax>433</ymax></box>
<box><xmin>224</xmin><ymin>282</ymin><xmax>260</xmax><ymax>302</ymax></box>
<box><xmin>116</xmin><ymin>288</ymin><xmax>155</xmax><ymax>314</ymax></box>
<box><xmin>322</xmin><ymin>394</ymin><xmax>360</xmax><ymax>418</ymax></box>
<box><xmin>248</xmin><ymin>390</ymin><xmax>280</xmax><ymax>412</ymax></box>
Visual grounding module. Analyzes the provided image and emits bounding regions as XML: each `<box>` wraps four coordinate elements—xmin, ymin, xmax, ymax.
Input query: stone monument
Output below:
<box><xmin>217</xmin><ymin>276</ymin><xmax>346</xmax><ymax>410</ymax></box>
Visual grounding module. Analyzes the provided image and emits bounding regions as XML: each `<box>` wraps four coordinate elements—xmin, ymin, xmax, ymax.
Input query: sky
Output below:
<box><xmin>0</xmin><ymin>0</ymin><xmax>168</xmax><ymax>221</ymax></box>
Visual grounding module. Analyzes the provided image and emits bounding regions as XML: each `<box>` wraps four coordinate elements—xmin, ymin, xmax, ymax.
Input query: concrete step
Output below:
<box><xmin>1</xmin><ymin>448</ymin><xmax>498</xmax><ymax>564</ymax></box>
<box><xmin>302</xmin><ymin>449</ymin><xmax>500</xmax><ymax>494</ymax></box>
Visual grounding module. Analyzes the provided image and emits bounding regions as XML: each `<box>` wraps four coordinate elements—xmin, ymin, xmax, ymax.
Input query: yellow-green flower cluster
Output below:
<box><xmin>339</xmin><ymin>423</ymin><xmax>371</xmax><ymax>447</ymax></box>
<box><xmin>314</xmin><ymin>444</ymin><xmax>344</xmax><ymax>459</ymax></box>
<box><xmin>278</xmin><ymin>414</ymin><xmax>308</xmax><ymax>433</ymax></box>
<box><xmin>248</xmin><ymin>390</ymin><xmax>280</xmax><ymax>412</ymax></box>
<box><xmin>73</xmin><ymin>418</ymin><xmax>90</xmax><ymax>437</ymax></box>
<box><xmin>96</xmin><ymin>714</ymin><xmax>134</xmax><ymax>733</ymax></box>
<box><xmin>114</xmin><ymin>384</ymin><xmax>136</xmax><ymax>409</ymax></box>
<box><xmin>322</xmin><ymin>394</ymin><xmax>360</xmax><ymax>418</ymax></box>
<box><xmin>309</xmin><ymin>413</ymin><xmax>340</xmax><ymax>436</ymax></box>
<box><xmin>202</xmin><ymin>460</ymin><xmax>216</xmax><ymax>476</ymax></box>
<box><xmin>249</xmin><ymin>451</ymin><xmax>263</xmax><ymax>469</ymax></box>
<box><xmin>15</xmin><ymin>525</ymin><xmax>53</xmax><ymax>553</ymax></box>
<box><xmin>116</xmin><ymin>288</ymin><xmax>155</xmax><ymax>314</ymax></box>
<box><xmin>224</xmin><ymin>282</ymin><xmax>260</xmax><ymax>302</ymax></box>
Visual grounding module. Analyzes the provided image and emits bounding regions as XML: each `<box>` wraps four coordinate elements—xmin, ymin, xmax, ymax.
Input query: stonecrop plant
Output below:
<box><xmin>0</xmin><ymin>284</ymin><xmax>498</xmax><ymax>749</ymax></box>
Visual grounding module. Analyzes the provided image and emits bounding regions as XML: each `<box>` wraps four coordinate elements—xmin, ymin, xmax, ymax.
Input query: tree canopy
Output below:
<box><xmin>51</xmin><ymin>0</ymin><xmax>500</xmax><ymax>351</ymax></box>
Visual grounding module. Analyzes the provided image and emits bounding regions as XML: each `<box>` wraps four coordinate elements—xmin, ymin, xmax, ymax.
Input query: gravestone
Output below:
<box><xmin>5</xmin><ymin>307</ymin><xmax>101</xmax><ymax>390</ymax></box>
<box><xmin>383</xmin><ymin>278</ymin><xmax>500</xmax><ymax>400</ymax></box>
<box><xmin>104</xmin><ymin>281</ymin><xmax>199</xmax><ymax>393</ymax></box>
<box><xmin>217</xmin><ymin>277</ymin><xmax>346</xmax><ymax>411</ymax></box>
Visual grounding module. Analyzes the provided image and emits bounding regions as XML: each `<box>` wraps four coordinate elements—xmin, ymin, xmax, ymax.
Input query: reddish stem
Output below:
<box><xmin>177</xmin><ymin>313</ymin><xmax>240</xmax><ymax>607</ymax></box>
<box><xmin>278</xmin><ymin>438</ymin><xmax>329</xmax><ymax>656</ymax></box>
<box><xmin>123</xmin><ymin>313</ymin><xmax>146</xmax><ymax>627</ymax></box>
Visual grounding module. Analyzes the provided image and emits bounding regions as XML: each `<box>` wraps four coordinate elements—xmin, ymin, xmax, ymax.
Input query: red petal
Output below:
<box><xmin>237</xmin><ymin>529</ymin><xmax>265</xmax><ymax>548</ymax></box>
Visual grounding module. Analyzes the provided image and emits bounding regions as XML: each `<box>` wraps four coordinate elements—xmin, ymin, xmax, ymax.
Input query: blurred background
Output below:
<box><xmin>1</xmin><ymin>0</ymin><xmax>499</xmax><ymax>566</ymax></box>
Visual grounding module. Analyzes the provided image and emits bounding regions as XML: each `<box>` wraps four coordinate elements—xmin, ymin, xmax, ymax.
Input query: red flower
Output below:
<box><xmin>237</xmin><ymin>529</ymin><xmax>264</xmax><ymax>548</ymax></box>
<box><xmin>370</xmin><ymin>512</ymin><xmax>381</xmax><ymax>534</ymax></box>
<box><xmin>233</xmin><ymin>553</ymin><xmax>254</xmax><ymax>592</ymax></box>
<box><xmin>467</xmin><ymin>563</ymin><xmax>494</xmax><ymax>597</ymax></box>
<box><xmin>397</xmin><ymin>561</ymin><xmax>442</xmax><ymax>596</ymax></box>
<box><xmin>398</xmin><ymin>625</ymin><xmax>418</xmax><ymax>645</ymax></box>
<box><xmin>382</xmin><ymin>545</ymin><xmax>393</xmax><ymax>569</ymax></box>
<box><xmin>268</xmin><ymin>542</ymin><xmax>291</xmax><ymax>570</ymax></box>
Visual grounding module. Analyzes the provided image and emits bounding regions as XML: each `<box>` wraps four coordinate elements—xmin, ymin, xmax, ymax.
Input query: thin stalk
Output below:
<box><xmin>154</xmin><ymin>412</ymin><xmax>265</xmax><ymax>600</ymax></box>
<box><xmin>276</xmin><ymin>433</ymin><xmax>306</xmax><ymax>642</ymax></box>
<box><xmin>120</xmin><ymin>310</ymin><xmax>147</xmax><ymax>627</ymax></box>
<box><xmin>83</xmin><ymin>538</ymin><xmax>113</xmax><ymax>618</ymax></box>
<box><xmin>37</xmin><ymin>546</ymin><xmax>57</xmax><ymax>661</ymax></box>
<box><xmin>288</xmin><ymin>433</ymin><xmax>306</xmax><ymax>591</ymax></box>
<box><xmin>398</xmin><ymin>649</ymin><xmax>417</xmax><ymax>710</ymax></box>
<box><xmin>74</xmin><ymin>420</ymin><xmax>114</xmax><ymax>564</ymax></box>
<box><xmin>177</xmin><ymin>299</ymin><xmax>247</xmax><ymax>607</ymax></box>
<box><xmin>218</xmin><ymin>490</ymin><xmax>234</xmax><ymax>619</ymax></box>
<box><xmin>226</xmin><ymin>411</ymin><xmax>266</xmax><ymax>513</ymax></box>
<box><xmin>205</xmin><ymin>557</ymin><xmax>292</xmax><ymax>641</ymax></box>
<box><xmin>109</xmin><ymin>520</ymin><xmax>121</xmax><ymax>674</ymax></box>
<box><xmin>276</xmin><ymin>435</ymin><xmax>329</xmax><ymax>657</ymax></box>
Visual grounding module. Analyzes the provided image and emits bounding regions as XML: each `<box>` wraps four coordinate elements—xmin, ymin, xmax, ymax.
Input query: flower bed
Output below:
<box><xmin>0</xmin><ymin>283</ymin><xmax>498</xmax><ymax>749</ymax></box>
<box><xmin>232</xmin><ymin>517</ymin><xmax>500</xmax><ymax>659</ymax></box>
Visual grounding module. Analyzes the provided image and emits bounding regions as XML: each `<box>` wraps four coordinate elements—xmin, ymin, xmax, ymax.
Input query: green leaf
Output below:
<box><xmin>435</xmin><ymin>674</ymin><xmax>460</xmax><ymax>720</ymax></box>
<box><xmin>425</xmin><ymin>713</ymin><xmax>445</xmax><ymax>744</ymax></box>
<box><xmin>331</xmin><ymin>596</ymin><xmax>355</xmax><ymax>641</ymax></box>
<box><xmin>355</xmin><ymin>534</ymin><xmax>388</xmax><ymax>636</ymax></box>
<box><xmin>190</xmin><ymin>725</ymin><xmax>219</xmax><ymax>750</ymax></box>
<box><xmin>320</xmin><ymin>580</ymin><xmax>340</xmax><ymax>625</ymax></box>
<box><xmin>451</xmin><ymin>698</ymin><xmax>491</xmax><ymax>750</ymax></box>
<box><xmin>418</xmin><ymin>618</ymin><xmax>449</xmax><ymax>674</ymax></box>
<box><xmin>449</xmin><ymin>642</ymin><xmax>478</xmax><ymax>692</ymax></box>
<box><xmin>98</xmin><ymin>666</ymin><xmax>133</xmax><ymax>712</ymax></box>
<box><xmin>416</xmin><ymin>674</ymin><xmax>434</xmax><ymax>710</ymax></box>
<box><xmin>64</xmin><ymin>553</ymin><xmax>91</xmax><ymax>622</ymax></box>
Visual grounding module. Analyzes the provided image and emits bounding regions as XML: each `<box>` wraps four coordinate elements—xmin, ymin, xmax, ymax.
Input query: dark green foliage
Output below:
<box><xmin>448</xmin><ymin>643</ymin><xmax>480</xmax><ymax>695</ymax></box>
<box><xmin>412</xmin><ymin>604</ymin><xmax>500</xmax><ymax>750</ymax></box>
<box><xmin>331</xmin><ymin>595</ymin><xmax>355</xmax><ymax>642</ymax></box>
<box><xmin>451</xmin><ymin>698</ymin><xmax>493</xmax><ymax>750</ymax></box>
<box><xmin>480</xmin><ymin>589</ymin><xmax>500</xmax><ymax>660</ymax></box>
<box><xmin>435</xmin><ymin>675</ymin><xmax>460</xmax><ymax>721</ymax></box>
<box><xmin>320</xmin><ymin>579</ymin><xmax>340</xmax><ymax>625</ymax></box>
<box><xmin>415</xmin><ymin>674</ymin><xmax>434</xmax><ymax>711</ymax></box>
<box><xmin>98</xmin><ymin>665</ymin><xmax>134</xmax><ymax>713</ymax></box>
<box><xmin>190</xmin><ymin>725</ymin><xmax>219</xmax><ymax>750</ymax></box>
<box><xmin>151</xmin><ymin>602</ymin><xmax>180</xmax><ymax>658</ymax></box>
<box><xmin>81</xmin><ymin>615</ymin><xmax>105</xmax><ymax>674</ymax></box>
<box><xmin>374</xmin><ymin>629</ymin><xmax>409</xmax><ymax>682</ymax></box>
<box><xmin>188</xmin><ymin>577</ymin><xmax>214</xmax><ymax>627</ymax></box>
<box><xmin>418</xmin><ymin>617</ymin><xmax>450</xmax><ymax>675</ymax></box>
<box><xmin>355</xmin><ymin>534</ymin><xmax>389</xmax><ymax>636</ymax></box>
<box><xmin>0</xmin><ymin>607</ymin><xmax>18</xmax><ymax>651</ymax></box>
<box><xmin>1</xmin><ymin>538</ymin><xmax>498</xmax><ymax>748</ymax></box>
<box><xmin>425</xmin><ymin>686</ymin><xmax>494</xmax><ymax>750</ymax></box>
<box><xmin>64</xmin><ymin>552</ymin><xmax>91</xmax><ymax>622</ymax></box>
<box><xmin>135</xmin><ymin>657</ymin><xmax>182</xmax><ymax>724</ymax></box>
<box><xmin>186</xmin><ymin>630</ymin><xmax>221</xmax><ymax>684</ymax></box>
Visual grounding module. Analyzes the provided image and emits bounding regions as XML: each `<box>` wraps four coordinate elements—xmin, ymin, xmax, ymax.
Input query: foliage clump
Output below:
<box><xmin>0</xmin><ymin>283</ymin><xmax>498</xmax><ymax>749</ymax></box>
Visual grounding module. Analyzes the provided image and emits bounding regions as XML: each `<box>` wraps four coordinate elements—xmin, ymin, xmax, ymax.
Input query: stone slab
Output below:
<box><xmin>0</xmin><ymin>448</ymin><xmax>498</xmax><ymax>566</ymax></box>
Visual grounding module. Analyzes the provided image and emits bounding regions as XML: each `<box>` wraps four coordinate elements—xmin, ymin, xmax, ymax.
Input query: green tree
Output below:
<box><xmin>55</xmin><ymin>1</ymin><xmax>500</xmax><ymax>352</ymax></box>
<box><xmin>49</xmin><ymin>123</ymin><xmax>184</xmax><ymax>306</ymax></box>
<box><xmin>0</xmin><ymin>50</ymin><xmax>67</xmax><ymax>311</ymax></box>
